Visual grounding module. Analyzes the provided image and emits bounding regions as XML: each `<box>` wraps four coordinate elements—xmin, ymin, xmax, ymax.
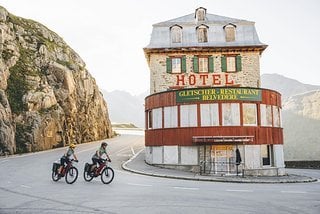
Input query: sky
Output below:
<box><xmin>1</xmin><ymin>0</ymin><xmax>320</xmax><ymax>95</ymax></box>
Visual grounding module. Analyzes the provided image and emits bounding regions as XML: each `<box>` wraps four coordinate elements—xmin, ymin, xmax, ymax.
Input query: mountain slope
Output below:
<box><xmin>0</xmin><ymin>6</ymin><xmax>112</xmax><ymax>154</ymax></box>
<box><xmin>102</xmin><ymin>90</ymin><xmax>147</xmax><ymax>128</ymax></box>
<box><xmin>261</xmin><ymin>73</ymin><xmax>320</xmax><ymax>99</ymax></box>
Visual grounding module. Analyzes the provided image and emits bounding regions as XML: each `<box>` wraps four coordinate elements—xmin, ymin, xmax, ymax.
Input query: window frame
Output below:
<box><xmin>170</xmin><ymin>25</ymin><xmax>182</xmax><ymax>43</ymax></box>
<box><xmin>196</xmin><ymin>25</ymin><xmax>208</xmax><ymax>43</ymax></box>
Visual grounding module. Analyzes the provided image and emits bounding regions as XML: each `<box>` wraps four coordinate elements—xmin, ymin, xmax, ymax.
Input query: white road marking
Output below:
<box><xmin>281</xmin><ymin>191</ymin><xmax>307</xmax><ymax>194</ymax></box>
<box><xmin>131</xmin><ymin>147</ymin><xmax>135</xmax><ymax>155</ymax></box>
<box><xmin>127</xmin><ymin>183</ymin><xmax>152</xmax><ymax>187</ymax></box>
<box><xmin>226</xmin><ymin>189</ymin><xmax>253</xmax><ymax>192</ymax></box>
<box><xmin>173</xmin><ymin>187</ymin><xmax>199</xmax><ymax>190</ymax></box>
<box><xmin>20</xmin><ymin>185</ymin><xmax>31</xmax><ymax>189</ymax></box>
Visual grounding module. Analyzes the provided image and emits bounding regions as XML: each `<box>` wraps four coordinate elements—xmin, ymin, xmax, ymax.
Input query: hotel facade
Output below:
<box><xmin>144</xmin><ymin>7</ymin><xmax>285</xmax><ymax>176</ymax></box>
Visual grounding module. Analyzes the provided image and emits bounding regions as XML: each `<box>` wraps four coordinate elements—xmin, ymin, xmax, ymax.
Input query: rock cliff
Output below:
<box><xmin>0</xmin><ymin>6</ymin><xmax>112</xmax><ymax>154</ymax></box>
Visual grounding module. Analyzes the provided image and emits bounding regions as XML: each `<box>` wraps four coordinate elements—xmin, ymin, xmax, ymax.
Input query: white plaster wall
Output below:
<box><xmin>163</xmin><ymin>146</ymin><xmax>179</xmax><ymax>164</ymax></box>
<box><xmin>145</xmin><ymin>147</ymin><xmax>152</xmax><ymax>164</ymax></box>
<box><xmin>180</xmin><ymin>146</ymin><xmax>198</xmax><ymax>165</ymax></box>
<box><xmin>274</xmin><ymin>144</ymin><xmax>285</xmax><ymax>168</ymax></box>
<box><xmin>152</xmin><ymin>146</ymin><xmax>163</xmax><ymax>164</ymax></box>
<box><xmin>244</xmin><ymin>145</ymin><xmax>261</xmax><ymax>169</ymax></box>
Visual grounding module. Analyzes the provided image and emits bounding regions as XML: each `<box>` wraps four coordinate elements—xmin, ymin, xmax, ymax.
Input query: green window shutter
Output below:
<box><xmin>208</xmin><ymin>56</ymin><xmax>214</xmax><ymax>73</ymax></box>
<box><xmin>181</xmin><ymin>56</ymin><xmax>186</xmax><ymax>73</ymax></box>
<box><xmin>221</xmin><ymin>56</ymin><xmax>227</xmax><ymax>72</ymax></box>
<box><xmin>236</xmin><ymin>55</ymin><xmax>242</xmax><ymax>71</ymax></box>
<box><xmin>166</xmin><ymin>57</ymin><xmax>172</xmax><ymax>73</ymax></box>
<box><xmin>193</xmin><ymin>56</ymin><xmax>199</xmax><ymax>73</ymax></box>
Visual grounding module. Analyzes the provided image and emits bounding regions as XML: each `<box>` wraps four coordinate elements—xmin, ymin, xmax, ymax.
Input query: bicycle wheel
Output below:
<box><xmin>65</xmin><ymin>166</ymin><xmax>78</xmax><ymax>184</ymax></box>
<box><xmin>83</xmin><ymin>163</ymin><xmax>94</xmax><ymax>182</ymax></box>
<box><xmin>101</xmin><ymin>167</ymin><xmax>114</xmax><ymax>184</ymax></box>
<box><xmin>51</xmin><ymin>170</ymin><xmax>60</xmax><ymax>181</ymax></box>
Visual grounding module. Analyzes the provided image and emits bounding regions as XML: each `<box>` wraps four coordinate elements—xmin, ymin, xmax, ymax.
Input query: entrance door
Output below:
<box><xmin>210</xmin><ymin>145</ymin><xmax>235</xmax><ymax>174</ymax></box>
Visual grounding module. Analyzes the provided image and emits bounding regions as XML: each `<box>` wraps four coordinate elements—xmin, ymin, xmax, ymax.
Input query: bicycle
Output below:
<box><xmin>83</xmin><ymin>159</ymin><xmax>114</xmax><ymax>184</ymax></box>
<box><xmin>52</xmin><ymin>159</ymin><xmax>79</xmax><ymax>184</ymax></box>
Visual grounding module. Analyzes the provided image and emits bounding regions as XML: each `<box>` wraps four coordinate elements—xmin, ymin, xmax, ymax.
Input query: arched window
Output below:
<box><xmin>195</xmin><ymin>7</ymin><xmax>206</xmax><ymax>22</ymax></box>
<box><xmin>224</xmin><ymin>24</ymin><xmax>236</xmax><ymax>42</ymax></box>
<box><xmin>197</xmin><ymin>25</ymin><xmax>208</xmax><ymax>43</ymax></box>
<box><xmin>170</xmin><ymin>25</ymin><xmax>182</xmax><ymax>43</ymax></box>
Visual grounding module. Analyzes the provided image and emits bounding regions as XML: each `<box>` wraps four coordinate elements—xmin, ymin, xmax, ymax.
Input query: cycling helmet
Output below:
<box><xmin>69</xmin><ymin>143</ymin><xmax>76</xmax><ymax>149</ymax></box>
<box><xmin>101</xmin><ymin>142</ymin><xmax>108</xmax><ymax>147</ymax></box>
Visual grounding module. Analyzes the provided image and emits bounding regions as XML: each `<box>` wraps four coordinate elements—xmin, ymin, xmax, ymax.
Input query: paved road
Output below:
<box><xmin>0</xmin><ymin>132</ymin><xmax>319</xmax><ymax>214</ymax></box>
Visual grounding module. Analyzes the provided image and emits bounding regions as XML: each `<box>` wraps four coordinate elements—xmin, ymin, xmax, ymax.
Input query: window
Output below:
<box><xmin>243</xmin><ymin>103</ymin><xmax>257</xmax><ymax>126</ymax></box>
<box><xmin>224</xmin><ymin>24</ymin><xmax>236</xmax><ymax>42</ymax></box>
<box><xmin>221</xmin><ymin>55</ymin><xmax>242</xmax><ymax>72</ymax></box>
<box><xmin>164</xmin><ymin>106</ymin><xmax>178</xmax><ymax>128</ymax></box>
<box><xmin>261</xmin><ymin>145</ymin><xmax>272</xmax><ymax>166</ymax></box>
<box><xmin>193</xmin><ymin>56</ymin><xmax>214</xmax><ymax>73</ymax></box>
<box><xmin>166</xmin><ymin>57</ymin><xmax>186</xmax><ymax>74</ymax></box>
<box><xmin>222</xmin><ymin>103</ymin><xmax>240</xmax><ymax>126</ymax></box>
<box><xmin>200</xmin><ymin>104</ymin><xmax>219</xmax><ymax>126</ymax></box>
<box><xmin>171</xmin><ymin>25</ymin><xmax>182</xmax><ymax>43</ymax></box>
<box><xmin>197</xmin><ymin>25</ymin><xmax>208</xmax><ymax>43</ymax></box>
<box><xmin>273</xmin><ymin>106</ymin><xmax>281</xmax><ymax>127</ymax></box>
<box><xmin>195</xmin><ymin>7</ymin><xmax>206</xmax><ymax>21</ymax></box>
<box><xmin>148</xmin><ymin>110</ymin><xmax>152</xmax><ymax>129</ymax></box>
<box><xmin>180</xmin><ymin>104</ymin><xmax>197</xmax><ymax>127</ymax></box>
<box><xmin>260</xmin><ymin>104</ymin><xmax>272</xmax><ymax>127</ymax></box>
<box><xmin>152</xmin><ymin>108</ymin><xmax>162</xmax><ymax>129</ymax></box>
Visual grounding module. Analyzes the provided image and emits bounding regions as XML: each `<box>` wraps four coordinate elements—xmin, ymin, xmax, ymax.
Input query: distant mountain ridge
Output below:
<box><xmin>261</xmin><ymin>73</ymin><xmax>320</xmax><ymax>99</ymax></box>
<box><xmin>101</xmin><ymin>90</ymin><xmax>147</xmax><ymax>128</ymax></box>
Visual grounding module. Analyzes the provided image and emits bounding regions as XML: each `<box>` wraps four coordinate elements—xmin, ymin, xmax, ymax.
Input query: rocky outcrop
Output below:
<box><xmin>0</xmin><ymin>6</ymin><xmax>112</xmax><ymax>154</ymax></box>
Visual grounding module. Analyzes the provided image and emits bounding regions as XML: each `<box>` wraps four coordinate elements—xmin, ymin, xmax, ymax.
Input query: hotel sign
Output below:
<box><xmin>176</xmin><ymin>88</ymin><xmax>262</xmax><ymax>103</ymax></box>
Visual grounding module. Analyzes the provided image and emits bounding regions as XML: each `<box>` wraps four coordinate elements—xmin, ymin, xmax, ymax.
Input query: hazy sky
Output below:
<box><xmin>1</xmin><ymin>0</ymin><xmax>320</xmax><ymax>95</ymax></box>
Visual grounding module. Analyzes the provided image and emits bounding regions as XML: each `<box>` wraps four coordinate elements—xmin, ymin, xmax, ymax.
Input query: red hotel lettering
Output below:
<box><xmin>212</xmin><ymin>74</ymin><xmax>221</xmax><ymax>85</ymax></box>
<box><xmin>225</xmin><ymin>73</ymin><xmax>234</xmax><ymax>85</ymax></box>
<box><xmin>176</xmin><ymin>75</ymin><xmax>185</xmax><ymax>86</ymax></box>
<box><xmin>175</xmin><ymin>74</ymin><xmax>236</xmax><ymax>86</ymax></box>
<box><xmin>199</xmin><ymin>74</ymin><xmax>209</xmax><ymax>85</ymax></box>
<box><xmin>189</xmin><ymin>74</ymin><xmax>196</xmax><ymax>85</ymax></box>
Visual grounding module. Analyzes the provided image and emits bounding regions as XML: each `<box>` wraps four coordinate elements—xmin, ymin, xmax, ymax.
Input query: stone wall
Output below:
<box><xmin>149</xmin><ymin>51</ymin><xmax>261</xmax><ymax>93</ymax></box>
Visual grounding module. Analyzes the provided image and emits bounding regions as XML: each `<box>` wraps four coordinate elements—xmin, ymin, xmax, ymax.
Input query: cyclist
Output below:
<box><xmin>58</xmin><ymin>143</ymin><xmax>78</xmax><ymax>175</ymax></box>
<box><xmin>91</xmin><ymin>142</ymin><xmax>111</xmax><ymax>172</ymax></box>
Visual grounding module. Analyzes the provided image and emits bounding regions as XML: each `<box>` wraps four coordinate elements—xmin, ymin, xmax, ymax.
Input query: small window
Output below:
<box><xmin>200</xmin><ymin>103</ymin><xmax>219</xmax><ymax>126</ymax></box>
<box><xmin>195</xmin><ymin>7</ymin><xmax>206</xmax><ymax>21</ymax></box>
<box><xmin>152</xmin><ymin>108</ymin><xmax>162</xmax><ymax>129</ymax></box>
<box><xmin>243</xmin><ymin>103</ymin><xmax>257</xmax><ymax>126</ymax></box>
<box><xmin>164</xmin><ymin>106</ymin><xmax>178</xmax><ymax>128</ymax></box>
<box><xmin>166</xmin><ymin>57</ymin><xmax>186</xmax><ymax>74</ymax></box>
<box><xmin>222</xmin><ymin>103</ymin><xmax>240</xmax><ymax>126</ymax></box>
<box><xmin>148</xmin><ymin>110</ymin><xmax>152</xmax><ymax>129</ymax></box>
<box><xmin>224</xmin><ymin>24</ymin><xmax>236</xmax><ymax>42</ymax></box>
<box><xmin>197</xmin><ymin>25</ymin><xmax>208</xmax><ymax>43</ymax></box>
<box><xmin>260</xmin><ymin>104</ymin><xmax>273</xmax><ymax>127</ymax></box>
<box><xmin>221</xmin><ymin>55</ymin><xmax>242</xmax><ymax>72</ymax></box>
<box><xmin>171</xmin><ymin>25</ymin><xmax>182</xmax><ymax>43</ymax></box>
<box><xmin>180</xmin><ymin>104</ymin><xmax>197</xmax><ymax>127</ymax></box>
<box><xmin>193</xmin><ymin>56</ymin><xmax>214</xmax><ymax>73</ymax></box>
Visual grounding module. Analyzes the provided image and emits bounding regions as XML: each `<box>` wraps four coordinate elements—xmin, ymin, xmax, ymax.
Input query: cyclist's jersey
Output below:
<box><xmin>64</xmin><ymin>148</ymin><xmax>74</xmax><ymax>158</ymax></box>
<box><xmin>92</xmin><ymin>147</ymin><xmax>107</xmax><ymax>159</ymax></box>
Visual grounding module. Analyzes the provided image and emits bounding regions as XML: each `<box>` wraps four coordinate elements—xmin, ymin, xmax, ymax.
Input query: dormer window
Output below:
<box><xmin>196</xmin><ymin>24</ymin><xmax>208</xmax><ymax>43</ymax></box>
<box><xmin>224</xmin><ymin>24</ymin><xmax>236</xmax><ymax>42</ymax></box>
<box><xmin>170</xmin><ymin>25</ymin><xmax>182</xmax><ymax>43</ymax></box>
<box><xmin>195</xmin><ymin>7</ymin><xmax>206</xmax><ymax>22</ymax></box>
